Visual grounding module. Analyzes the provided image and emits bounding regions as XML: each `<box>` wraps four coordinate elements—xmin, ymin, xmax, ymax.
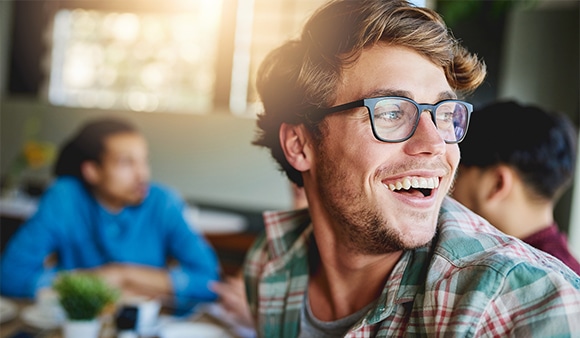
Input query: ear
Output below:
<box><xmin>486</xmin><ymin>165</ymin><xmax>514</xmax><ymax>203</ymax></box>
<box><xmin>279</xmin><ymin>123</ymin><xmax>312</xmax><ymax>172</ymax></box>
<box><xmin>80</xmin><ymin>161</ymin><xmax>100</xmax><ymax>185</ymax></box>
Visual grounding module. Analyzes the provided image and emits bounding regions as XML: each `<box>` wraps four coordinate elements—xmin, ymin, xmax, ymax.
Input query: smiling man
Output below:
<box><xmin>241</xmin><ymin>0</ymin><xmax>580</xmax><ymax>336</ymax></box>
<box><xmin>0</xmin><ymin>118</ymin><xmax>220</xmax><ymax>313</ymax></box>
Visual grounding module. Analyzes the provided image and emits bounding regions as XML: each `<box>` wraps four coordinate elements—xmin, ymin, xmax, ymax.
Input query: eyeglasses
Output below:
<box><xmin>309</xmin><ymin>96</ymin><xmax>473</xmax><ymax>144</ymax></box>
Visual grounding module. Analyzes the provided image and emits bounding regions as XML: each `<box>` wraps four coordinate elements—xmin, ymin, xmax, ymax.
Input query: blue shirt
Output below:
<box><xmin>0</xmin><ymin>177</ymin><xmax>220</xmax><ymax>311</ymax></box>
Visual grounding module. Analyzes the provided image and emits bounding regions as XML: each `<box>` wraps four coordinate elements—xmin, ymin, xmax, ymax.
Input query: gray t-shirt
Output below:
<box><xmin>298</xmin><ymin>289</ymin><xmax>375</xmax><ymax>338</ymax></box>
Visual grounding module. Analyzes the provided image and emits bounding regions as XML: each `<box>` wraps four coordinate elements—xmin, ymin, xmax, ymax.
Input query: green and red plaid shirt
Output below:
<box><xmin>244</xmin><ymin>197</ymin><xmax>580</xmax><ymax>337</ymax></box>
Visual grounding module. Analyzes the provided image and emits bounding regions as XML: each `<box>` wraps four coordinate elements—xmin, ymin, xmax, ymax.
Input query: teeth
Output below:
<box><xmin>386</xmin><ymin>177</ymin><xmax>439</xmax><ymax>191</ymax></box>
<box><xmin>411</xmin><ymin>178</ymin><xmax>418</xmax><ymax>187</ymax></box>
<box><xmin>403</xmin><ymin>178</ymin><xmax>411</xmax><ymax>189</ymax></box>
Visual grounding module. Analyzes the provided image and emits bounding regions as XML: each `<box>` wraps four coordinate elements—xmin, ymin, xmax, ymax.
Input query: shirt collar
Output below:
<box><xmin>263</xmin><ymin>208</ymin><xmax>312</xmax><ymax>260</ymax></box>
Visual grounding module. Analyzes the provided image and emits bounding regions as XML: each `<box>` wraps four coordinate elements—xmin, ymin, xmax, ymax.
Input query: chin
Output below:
<box><xmin>126</xmin><ymin>195</ymin><xmax>146</xmax><ymax>206</ymax></box>
<box><xmin>397</xmin><ymin>220</ymin><xmax>438</xmax><ymax>248</ymax></box>
<box><xmin>133</xmin><ymin>186</ymin><xmax>150</xmax><ymax>203</ymax></box>
<box><xmin>405</xmin><ymin>230</ymin><xmax>436</xmax><ymax>249</ymax></box>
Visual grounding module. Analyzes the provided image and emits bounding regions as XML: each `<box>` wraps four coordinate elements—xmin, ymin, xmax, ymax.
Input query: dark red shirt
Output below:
<box><xmin>522</xmin><ymin>223</ymin><xmax>580</xmax><ymax>275</ymax></box>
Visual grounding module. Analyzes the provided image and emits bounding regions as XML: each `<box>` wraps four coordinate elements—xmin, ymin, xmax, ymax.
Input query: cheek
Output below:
<box><xmin>339</xmin><ymin>145</ymin><xmax>380</xmax><ymax>184</ymax></box>
<box><xmin>319</xmin><ymin>128</ymin><xmax>369</xmax><ymax>168</ymax></box>
<box><xmin>437</xmin><ymin>145</ymin><xmax>460</xmax><ymax>195</ymax></box>
<box><xmin>107</xmin><ymin>168</ymin><xmax>134</xmax><ymax>185</ymax></box>
<box><xmin>448</xmin><ymin>145</ymin><xmax>461</xmax><ymax>169</ymax></box>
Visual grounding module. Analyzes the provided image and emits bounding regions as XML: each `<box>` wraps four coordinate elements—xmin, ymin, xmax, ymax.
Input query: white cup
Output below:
<box><xmin>119</xmin><ymin>297</ymin><xmax>161</xmax><ymax>334</ymax></box>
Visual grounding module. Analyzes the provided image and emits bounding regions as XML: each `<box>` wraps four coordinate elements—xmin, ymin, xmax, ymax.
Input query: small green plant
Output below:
<box><xmin>53</xmin><ymin>273</ymin><xmax>120</xmax><ymax>321</ymax></box>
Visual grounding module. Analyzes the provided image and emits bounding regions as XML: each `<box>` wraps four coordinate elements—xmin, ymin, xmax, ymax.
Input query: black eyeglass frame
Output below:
<box><xmin>309</xmin><ymin>96</ymin><xmax>473</xmax><ymax>144</ymax></box>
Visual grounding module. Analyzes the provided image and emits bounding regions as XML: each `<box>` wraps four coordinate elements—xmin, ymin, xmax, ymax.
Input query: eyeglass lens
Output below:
<box><xmin>372</xmin><ymin>98</ymin><xmax>468</xmax><ymax>143</ymax></box>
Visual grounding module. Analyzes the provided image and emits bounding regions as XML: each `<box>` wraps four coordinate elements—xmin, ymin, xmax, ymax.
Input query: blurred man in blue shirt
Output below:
<box><xmin>1</xmin><ymin>117</ymin><xmax>220</xmax><ymax>312</ymax></box>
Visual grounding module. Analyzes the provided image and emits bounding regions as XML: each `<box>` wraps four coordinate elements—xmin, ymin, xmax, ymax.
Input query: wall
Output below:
<box><xmin>0</xmin><ymin>0</ymin><xmax>10</xmax><ymax>96</ymax></box>
<box><xmin>499</xmin><ymin>3</ymin><xmax>579</xmax><ymax>124</ymax></box>
<box><xmin>0</xmin><ymin>98</ymin><xmax>294</xmax><ymax>211</ymax></box>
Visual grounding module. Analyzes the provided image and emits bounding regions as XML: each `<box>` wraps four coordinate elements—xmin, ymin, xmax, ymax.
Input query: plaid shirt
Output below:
<box><xmin>244</xmin><ymin>197</ymin><xmax>580</xmax><ymax>337</ymax></box>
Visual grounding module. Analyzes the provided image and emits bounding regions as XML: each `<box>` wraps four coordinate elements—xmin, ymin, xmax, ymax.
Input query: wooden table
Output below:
<box><xmin>0</xmin><ymin>298</ymin><xmax>249</xmax><ymax>338</ymax></box>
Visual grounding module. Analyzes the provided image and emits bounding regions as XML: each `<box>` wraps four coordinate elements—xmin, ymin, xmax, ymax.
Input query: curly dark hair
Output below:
<box><xmin>53</xmin><ymin>117</ymin><xmax>138</xmax><ymax>185</ymax></box>
<box><xmin>253</xmin><ymin>0</ymin><xmax>487</xmax><ymax>186</ymax></box>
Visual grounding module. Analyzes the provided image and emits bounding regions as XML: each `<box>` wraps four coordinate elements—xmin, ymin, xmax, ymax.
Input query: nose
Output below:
<box><xmin>403</xmin><ymin>110</ymin><xmax>446</xmax><ymax>155</ymax></box>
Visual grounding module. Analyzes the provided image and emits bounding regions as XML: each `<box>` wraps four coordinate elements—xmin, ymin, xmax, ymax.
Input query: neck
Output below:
<box><xmin>491</xmin><ymin>185</ymin><xmax>554</xmax><ymax>239</ymax></box>
<box><xmin>307</xmin><ymin>225</ymin><xmax>402</xmax><ymax>321</ymax></box>
<box><xmin>501</xmin><ymin>202</ymin><xmax>554</xmax><ymax>239</ymax></box>
<box><xmin>487</xmin><ymin>177</ymin><xmax>555</xmax><ymax>240</ymax></box>
<box><xmin>92</xmin><ymin>191</ymin><xmax>124</xmax><ymax>214</ymax></box>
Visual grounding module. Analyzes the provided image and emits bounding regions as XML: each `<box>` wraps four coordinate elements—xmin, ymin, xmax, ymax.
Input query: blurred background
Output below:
<box><xmin>0</xmin><ymin>0</ymin><xmax>578</xmax><ymax>252</ymax></box>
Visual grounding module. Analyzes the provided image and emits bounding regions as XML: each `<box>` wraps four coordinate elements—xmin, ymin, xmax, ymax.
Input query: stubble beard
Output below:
<box><xmin>315</xmin><ymin>145</ymin><xmax>433</xmax><ymax>255</ymax></box>
<box><xmin>126</xmin><ymin>182</ymin><xmax>149</xmax><ymax>206</ymax></box>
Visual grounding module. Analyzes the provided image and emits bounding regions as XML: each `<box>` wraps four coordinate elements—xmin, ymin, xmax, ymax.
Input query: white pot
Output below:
<box><xmin>62</xmin><ymin>318</ymin><xmax>101</xmax><ymax>338</ymax></box>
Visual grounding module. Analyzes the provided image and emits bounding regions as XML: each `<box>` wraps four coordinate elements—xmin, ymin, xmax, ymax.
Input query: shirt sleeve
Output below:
<box><xmin>475</xmin><ymin>262</ymin><xmax>580</xmax><ymax>336</ymax></box>
<box><xmin>0</xmin><ymin>184</ymin><xmax>66</xmax><ymax>298</ymax></box>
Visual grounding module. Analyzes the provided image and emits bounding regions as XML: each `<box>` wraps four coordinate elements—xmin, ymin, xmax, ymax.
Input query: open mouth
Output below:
<box><xmin>416</xmin><ymin>188</ymin><xmax>432</xmax><ymax>197</ymax></box>
<box><xmin>385</xmin><ymin>177</ymin><xmax>439</xmax><ymax>197</ymax></box>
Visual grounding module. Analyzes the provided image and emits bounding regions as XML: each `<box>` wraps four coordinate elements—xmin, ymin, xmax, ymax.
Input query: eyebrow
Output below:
<box><xmin>365</xmin><ymin>89</ymin><xmax>458</xmax><ymax>102</ymax></box>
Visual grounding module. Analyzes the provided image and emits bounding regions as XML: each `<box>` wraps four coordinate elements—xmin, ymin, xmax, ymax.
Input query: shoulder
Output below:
<box><xmin>24</xmin><ymin>177</ymin><xmax>92</xmax><ymax>226</ymax></box>
<box><xmin>432</xmin><ymin>196</ymin><xmax>580</xmax><ymax>297</ymax></box>
<box><xmin>423</xmin><ymin>198</ymin><xmax>580</xmax><ymax>333</ymax></box>
<box><xmin>39</xmin><ymin>176</ymin><xmax>91</xmax><ymax>204</ymax></box>
<box><xmin>45</xmin><ymin>176</ymin><xmax>86</xmax><ymax>194</ymax></box>
<box><xmin>145</xmin><ymin>183</ymin><xmax>184</xmax><ymax>205</ymax></box>
<box><xmin>245</xmin><ymin>209</ymin><xmax>312</xmax><ymax>281</ymax></box>
<box><xmin>438</xmin><ymin>197</ymin><xmax>531</xmax><ymax>263</ymax></box>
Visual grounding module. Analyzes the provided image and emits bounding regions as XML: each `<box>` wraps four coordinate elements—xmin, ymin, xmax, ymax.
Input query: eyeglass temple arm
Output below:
<box><xmin>307</xmin><ymin>99</ymin><xmax>366</xmax><ymax>123</ymax></box>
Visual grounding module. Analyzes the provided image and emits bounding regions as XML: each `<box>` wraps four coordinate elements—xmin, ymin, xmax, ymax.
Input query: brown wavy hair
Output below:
<box><xmin>253</xmin><ymin>0</ymin><xmax>487</xmax><ymax>186</ymax></box>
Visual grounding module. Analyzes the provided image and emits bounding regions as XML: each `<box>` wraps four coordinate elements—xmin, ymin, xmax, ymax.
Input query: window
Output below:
<box><xmin>232</xmin><ymin>0</ymin><xmax>327</xmax><ymax>116</ymax></box>
<box><xmin>9</xmin><ymin>0</ymin><xmax>328</xmax><ymax>116</ymax></box>
<box><xmin>47</xmin><ymin>5</ymin><xmax>222</xmax><ymax>113</ymax></box>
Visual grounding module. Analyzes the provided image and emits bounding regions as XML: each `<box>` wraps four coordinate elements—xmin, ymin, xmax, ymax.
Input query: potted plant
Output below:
<box><xmin>53</xmin><ymin>272</ymin><xmax>120</xmax><ymax>338</ymax></box>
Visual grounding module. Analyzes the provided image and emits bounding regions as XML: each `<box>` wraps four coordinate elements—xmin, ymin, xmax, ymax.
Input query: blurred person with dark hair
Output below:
<box><xmin>452</xmin><ymin>100</ymin><xmax>580</xmax><ymax>274</ymax></box>
<box><xmin>0</xmin><ymin>117</ymin><xmax>220</xmax><ymax>312</ymax></box>
<box><xmin>212</xmin><ymin>0</ymin><xmax>580</xmax><ymax>336</ymax></box>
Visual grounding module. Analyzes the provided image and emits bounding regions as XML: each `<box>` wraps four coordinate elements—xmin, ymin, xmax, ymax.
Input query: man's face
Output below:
<box><xmin>309</xmin><ymin>44</ymin><xmax>460</xmax><ymax>254</ymax></box>
<box><xmin>86</xmin><ymin>132</ymin><xmax>151</xmax><ymax>211</ymax></box>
